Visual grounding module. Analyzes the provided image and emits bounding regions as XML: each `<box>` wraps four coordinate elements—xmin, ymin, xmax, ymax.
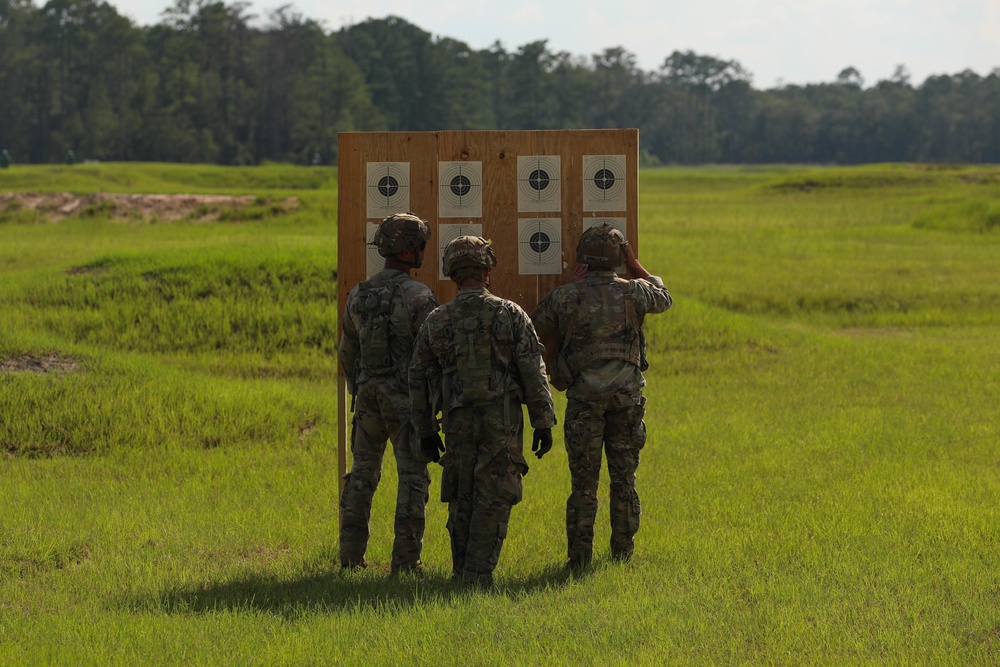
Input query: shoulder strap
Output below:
<box><xmin>563</xmin><ymin>283</ymin><xmax>587</xmax><ymax>351</ymax></box>
<box><xmin>386</xmin><ymin>271</ymin><xmax>414</xmax><ymax>338</ymax></box>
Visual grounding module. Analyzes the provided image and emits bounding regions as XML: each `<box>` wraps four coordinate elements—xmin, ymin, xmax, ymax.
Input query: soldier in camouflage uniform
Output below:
<box><xmin>409</xmin><ymin>236</ymin><xmax>556</xmax><ymax>586</ymax></box>
<box><xmin>531</xmin><ymin>223</ymin><xmax>672</xmax><ymax>568</ymax></box>
<box><xmin>339</xmin><ymin>213</ymin><xmax>439</xmax><ymax>574</ymax></box>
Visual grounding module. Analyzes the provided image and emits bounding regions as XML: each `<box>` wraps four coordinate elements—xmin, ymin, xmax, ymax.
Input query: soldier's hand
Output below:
<box><xmin>531</xmin><ymin>428</ymin><xmax>553</xmax><ymax>459</ymax></box>
<box><xmin>420</xmin><ymin>433</ymin><xmax>445</xmax><ymax>464</ymax></box>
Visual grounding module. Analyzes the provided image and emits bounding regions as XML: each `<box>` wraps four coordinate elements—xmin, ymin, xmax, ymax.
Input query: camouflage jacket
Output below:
<box><xmin>531</xmin><ymin>270</ymin><xmax>672</xmax><ymax>400</ymax></box>
<box><xmin>409</xmin><ymin>287</ymin><xmax>557</xmax><ymax>437</ymax></box>
<box><xmin>339</xmin><ymin>268</ymin><xmax>439</xmax><ymax>393</ymax></box>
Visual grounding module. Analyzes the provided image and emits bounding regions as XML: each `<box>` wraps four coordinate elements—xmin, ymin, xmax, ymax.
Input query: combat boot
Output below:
<box><xmin>340</xmin><ymin>557</ymin><xmax>368</xmax><ymax>571</ymax></box>
<box><xmin>390</xmin><ymin>561</ymin><xmax>424</xmax><ymax>577</ymax></box>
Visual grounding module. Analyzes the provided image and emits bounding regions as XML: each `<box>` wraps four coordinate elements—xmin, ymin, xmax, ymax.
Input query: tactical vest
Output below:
<box><xmin>352</xmin><ymin>272</ymin><xmax>413</xmax><ymax>378</ymax></box>
<box><xmin>443</xmin><ymin>294</ymin><xmax>512</xmax><ymax>406</ymax></box>
<box><xmin>551</xmin><ymin>278</ymin><xmax>647</xmax><ymax>389</ymax></box>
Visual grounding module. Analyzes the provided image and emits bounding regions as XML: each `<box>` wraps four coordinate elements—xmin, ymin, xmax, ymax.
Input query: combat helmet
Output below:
<box><xmin>371</xmin><ymin>213</ymin><xmax>432</xmax><ymax>266</ymax></box>
<box><xmin>442</xmin><ymin>235</ymin><xmax>497</xmax><ymax>278</ymax></box>
<box><xmin>576</xmin><ymin>222</ymin><xmax>626</xmax><ymax>269</ymax></box>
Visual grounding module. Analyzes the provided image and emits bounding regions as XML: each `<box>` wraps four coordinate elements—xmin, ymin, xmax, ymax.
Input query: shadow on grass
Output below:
<box><xmin>129</xmin><ymin>562</ymin><xmax>587</xmax><ymax>618</ymax></box>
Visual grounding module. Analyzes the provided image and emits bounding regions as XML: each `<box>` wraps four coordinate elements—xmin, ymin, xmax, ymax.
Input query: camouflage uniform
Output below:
<box><xmin>409</xmin><ymin>287</ymin><xmax>556</xmax><ymax>585</ymax></box>
<box><xmin>339</xmin><ymin>266</ymin><xmax>439</xmax><ymax>572</ymax></box>
<box><xmin>532</xmin><ymin>267</ymin><xmax>671</xmax><ymax>566</ymax></box>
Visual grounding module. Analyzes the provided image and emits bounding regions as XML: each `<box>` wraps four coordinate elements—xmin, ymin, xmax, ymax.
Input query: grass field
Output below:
<box><xmin>1</xmin><ymin>162</ymin><xmax>998</xmax><ymax>665</ymax></box>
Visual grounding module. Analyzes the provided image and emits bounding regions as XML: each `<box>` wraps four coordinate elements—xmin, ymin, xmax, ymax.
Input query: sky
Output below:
<box><xmin>106</xmin><ymin>0</ymin><xmax>1000</xmax><ymax>89</ymax></box>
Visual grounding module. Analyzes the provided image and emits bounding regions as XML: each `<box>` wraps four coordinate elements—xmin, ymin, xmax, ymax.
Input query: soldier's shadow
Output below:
<box><xmin>139</xmin><ymin>563</ymin><xmax>584</xmax><ymax>618</ymax></box>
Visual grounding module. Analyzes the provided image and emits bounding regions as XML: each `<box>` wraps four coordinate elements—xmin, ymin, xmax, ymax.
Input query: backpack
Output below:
<box><xmin>353</xmin><ymin>272</ymin><xmax>413</xmax><ymax>377</ymax></box>
<box><xmin>444</xmin><ymin>294</ymin><xmax>513</xmax><ymax>406</ymax></box>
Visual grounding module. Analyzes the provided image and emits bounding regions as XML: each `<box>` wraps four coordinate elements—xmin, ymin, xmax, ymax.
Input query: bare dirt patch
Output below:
<box><xmin>0</xmin><ymin>192</ymin><xmax>299</xmax><ymax>222</ymax></box>
<box><xmin>0</xmin><ymin>354</ymin><xmax>79</xmax><ymax>374</ymax></box>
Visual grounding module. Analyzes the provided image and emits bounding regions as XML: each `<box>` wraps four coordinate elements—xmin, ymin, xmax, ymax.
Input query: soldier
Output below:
<box><xmin>339</xmin><ymin>212</ymin><xmax>438</xmax><ymax>574</ymax></box>
<box><xmin>531</xmin><ymin>223</ymin><xmax>672</xmax><ymax>569</ymax></box>
<box><xmin>409</xmin><ymin>236</ymin><xmax>556</xmax><ymax>586</ymax></box>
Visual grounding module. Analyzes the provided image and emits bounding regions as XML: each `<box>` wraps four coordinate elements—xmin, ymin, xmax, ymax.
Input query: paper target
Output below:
<box><xmin>518</xmin><ymin>218</ymin><xmax>562</xmax><ymax>275</ymax></box>
<box><xmin>583</xmin><ymin>155</ymin><xmax>627</xmax><ymax>212</ymax></box>
<box><xmin>365</xmin><ymin>222</ymin><xmax>383</xmax><ymax>277</ymax></box>
<box><xmin>438</xmin><ymin>162</ymin><xmax>483</xmax><ymax>218</ymax></box>
<box><xmin>517</xmin><ymin>156</ymin><xmax>561</xmax><ymax>212</ymax></box>
<box><xmin>583</xmin><ymin>217</ymin><xmax>627</xmax><ymax>272</ymax></box>
<box><xmin>366</xmin><ymin>162</ymin><xmax>410</xmax><ymax>219</ymax></box>
<box><xmin>437</xmin><ymin>223</ymin><xmax>484</xmax><ymax>279</ymax></box>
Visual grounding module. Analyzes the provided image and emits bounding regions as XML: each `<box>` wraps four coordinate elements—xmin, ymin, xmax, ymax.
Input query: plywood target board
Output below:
<box><xmin>339</xmin><ymin>130</ymin><xmax>637</xmax><ymax>316</ymax></box>
<box><xmin>336</xmin><ymin>130</ymin><xmax>639</xmax><ymax>496</ymax></box>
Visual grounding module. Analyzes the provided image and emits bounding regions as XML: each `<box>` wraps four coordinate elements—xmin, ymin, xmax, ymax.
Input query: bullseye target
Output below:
<box><xmin>366</xmin><ymin>162</ymin><xmax>410</xmax><ymax>219</ymax></box>
<box><xmin>437</xmin><ymin>223</ymin><xmax>484</xmax><ymax>279</ymax></box>
<box><xmin>517</xmin><ymin>156</ymin><xmax>561</xmax><ymax>212</ymax></box>
<box><xmin>365</xmin><ymin>222</ymin><xmax>383</xmax><ymax>277</ymax></box>
<box><xmin>583</xmin><ymin>155</ymin><xmax>627</xmax><ymax>212</ymax></box>
<box><xmin>518</xmin><ymin>218</ymin><xmax>562</xmax><ymax>275</ymax></box>
<box><xmin>439</xmin><ymin>161</ymin><xmax>483</xmax><ymax>218</ymax></box>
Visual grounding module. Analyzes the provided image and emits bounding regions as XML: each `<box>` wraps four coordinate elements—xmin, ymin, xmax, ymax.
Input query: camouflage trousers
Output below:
<box><xmin>440</xmin><ymin>401</ymin><xmax>527</xmax><ymax>586</ymax></box>
<box><xmin>564</xmin><ymin>391</ymin><xmax>647</xmax><ymax>565</ymax></box>
<box><xmin>340</xmin><ymin>379</ymin><xmax>430</xmax><ymax>571</ymax></box>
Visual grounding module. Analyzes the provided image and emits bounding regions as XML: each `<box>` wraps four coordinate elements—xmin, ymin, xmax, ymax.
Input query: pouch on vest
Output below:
<box><xmin>447</xmin><ymin>297</ymin><xmax>506</xmax><ymax>405</ymax></box>
<box><xmin>356</xmin><ymin>278</ymin><xmax>404</xmax><ymax>376</ymax></box>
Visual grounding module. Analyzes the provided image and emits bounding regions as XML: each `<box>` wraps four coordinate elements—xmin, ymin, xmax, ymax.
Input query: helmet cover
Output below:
<box><xmin>576</xmin><ymin>223</ymin><xmax>626</xmax><ymax>269</ymax></box>
<box><xmin>372</xmin><ymin>212</ymin><xmax>431</xmax><ymax>260</ymax></box>
<box><xmin>442</xmin><ymin>235</ymin><xmax>497</xmax><ymax>277</ymax></box>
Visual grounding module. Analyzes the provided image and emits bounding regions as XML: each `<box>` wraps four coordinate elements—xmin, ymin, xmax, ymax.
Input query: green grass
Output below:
<box><xmin>2</xmin><ymin>162</ymin><xmax>999</xmax><ymax>665</ymax></box>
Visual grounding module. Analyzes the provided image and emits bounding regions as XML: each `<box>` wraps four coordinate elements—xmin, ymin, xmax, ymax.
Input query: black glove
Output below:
<box><xmin>531</xmin><ymin>428</ymin><xmax>553</xmax><ymax>459</ymax></box>
<box><xmin>420</xmin><ymin>433</ymin><xmax>445</xmax><ymax>463</ymax></box>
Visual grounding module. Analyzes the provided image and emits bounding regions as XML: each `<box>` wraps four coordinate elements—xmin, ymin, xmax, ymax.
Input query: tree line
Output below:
<box><xmin>2</xmin><ymin>0</ymin><xmax>999</xmax><ymax>166</ymax></box>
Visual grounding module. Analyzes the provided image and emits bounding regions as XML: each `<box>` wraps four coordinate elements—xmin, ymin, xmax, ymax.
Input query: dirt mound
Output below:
<box><xmin>0</xmin><ymin>192</ymin><xmax>299</xmax><ymax>222</ymax></box>
<box><xmin>0</xmin><ymin>354</ymin><xmax>79</xmax><ymax>374</ymax></box>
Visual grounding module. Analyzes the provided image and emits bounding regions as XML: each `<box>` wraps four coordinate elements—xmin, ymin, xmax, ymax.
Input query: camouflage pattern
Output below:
<box><xmin>438</xmin><ymin>403</ymin><xmax>526</xmax><ymax>585</ymax></box>
<box><xmin>339</xmin><ymin>380</ymin><xmax>430</xmax><ymax>570</ymax></box>
<box><xmin>564</xmin><ymin>391</ymin><xmax>646</xmax><ymax>564</ymax></box>
<box><xmin>339</xmin><ymin>267</ymin><xmax>439</xmax><ymax>571</ymax></box>
<box><xmin>441</xmin><ymin>235</ymin><xmax>497</xmax><ymax>277</ymax></box>
<box><xmin>410</xmin><ymin>286</ymin><xmax>556</xmax><ymax>584</ymax></box>
<box><xmin>371</xmin><ymin>212</ymin><xmax>431</xmax><ymax>260</ymax></box>
<box><xmin>340</xmin><ymin>268</ymin><xmax>439</xmax><ymax>391</ymax></box>
<box><xmin>531</xmin><ymin>269</ymin><xmax>671</xmax><ymax>566</ymax></box>
<box><xmin>576</xmin><ymin>222</ymin><xmax>627</xmax><ymax>269</ymax></box>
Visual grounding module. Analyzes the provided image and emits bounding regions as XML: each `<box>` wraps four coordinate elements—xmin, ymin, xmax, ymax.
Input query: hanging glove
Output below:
<box><xmin>420</xmin><ymin>433</ymin><xmax>445</xmax><ymax>463</ymax></box>
<box><xmin>531</xmin><ymin>427</ymin><xmax>553</xmax><ymax>459</ymax></box>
